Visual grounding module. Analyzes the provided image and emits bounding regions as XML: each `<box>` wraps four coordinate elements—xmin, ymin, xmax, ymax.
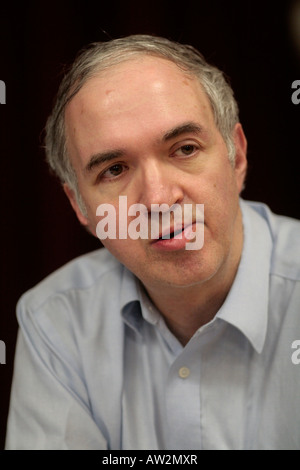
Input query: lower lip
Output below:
<box><xmin>151</xmin><ymin>223</ymin><xmax>199</xmax><ymax>252</ymax></box>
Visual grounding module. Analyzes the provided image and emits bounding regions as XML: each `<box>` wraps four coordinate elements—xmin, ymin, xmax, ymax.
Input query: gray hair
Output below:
<box><xmin>45</xmin><ymin>34</ymin><xmax>239</xmax><ymax>212</ymax></box>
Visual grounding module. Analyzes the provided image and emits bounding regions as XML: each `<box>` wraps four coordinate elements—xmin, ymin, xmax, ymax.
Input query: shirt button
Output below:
<box><xmin>178</xmin><ymin>366</ymin><xmax>190</xmax><ymax>379</ymax></box>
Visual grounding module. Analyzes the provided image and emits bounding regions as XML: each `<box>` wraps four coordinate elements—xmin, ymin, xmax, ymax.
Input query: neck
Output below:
<box><xmin>147</xmin><ymin>272</ymin><xmax>238</xmax><ymax>346</ymax></box>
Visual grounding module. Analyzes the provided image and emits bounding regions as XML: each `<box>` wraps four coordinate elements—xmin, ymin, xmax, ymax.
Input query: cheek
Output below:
<box><xmin>84</xmin><ymin>193</ymin><xmax>124</xmax><ymax>238</ymax></box>
<box><xmin>191</xmin><ymin>168</ymin><xmax>239</xmax><ymax>231</ymax></box>
<box><xmin>204</xmin><ymin>162</ymin><xmax>238</xmax><ymax>200</ymax></box>
<box><xmin>101</xmin><ymin>238</ymin><xmax>143</xmax><ymax>272</ymax></box>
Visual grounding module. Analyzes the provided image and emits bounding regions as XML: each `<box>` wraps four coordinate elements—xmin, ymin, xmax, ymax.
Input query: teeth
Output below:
<box><xmin>160</xmin><ymin>228</ymin><xmax>183</xmax><ymax>239</ymax></box>
<box><xmin>173</xmin><ymin>228</ymin><xmax>183</xmax><ymax>237</ymax></box>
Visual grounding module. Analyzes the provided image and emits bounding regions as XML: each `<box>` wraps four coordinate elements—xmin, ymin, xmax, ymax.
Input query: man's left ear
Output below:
<box><xmin>233</xmin><ymin>123</ymin><xmax>248</xmax><ymax>193</ymax></box>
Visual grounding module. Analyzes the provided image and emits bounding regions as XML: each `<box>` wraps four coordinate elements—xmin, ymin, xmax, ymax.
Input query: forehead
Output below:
<box><xmin>64</xmin><ymin>56</ymin><xmax>216</xmax><ymax>159</ymax></box>
<box><xmin>66</xmin><ymin>55</ymin><xmax>212</xmax><ymax>119</ymax></box>
<box><xmin>78</xmin><ymin>54</ymin><xmax>200</xmax><ymax>93</ymax></box>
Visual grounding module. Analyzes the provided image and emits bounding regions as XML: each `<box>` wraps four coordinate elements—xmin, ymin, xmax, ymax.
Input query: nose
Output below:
<box><xmin>138</xmin><ymin>160</ymin><xmax>184</xmax><ymax>212</ymax></box>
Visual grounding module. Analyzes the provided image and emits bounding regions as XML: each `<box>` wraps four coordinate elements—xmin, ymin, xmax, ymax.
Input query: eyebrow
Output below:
<box><xmin>84</xmin><ymin>149</ymin><xmax>125</xmax><ymax>174</ymax></box>
<box><xmin>162</xmin><ymin>122</ymin><xmax>205</xmax><ymax>142</ymax></box>
<box><xmin>84</xmin><ymin>121</ymin><xmax>205</xmax><ymax>174</ymax></box>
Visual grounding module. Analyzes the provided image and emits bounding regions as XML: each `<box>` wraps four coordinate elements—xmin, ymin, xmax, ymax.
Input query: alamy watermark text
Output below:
<box><xmin>0</xmin><ymin>80</ymin><xmax>6</xmax><ymax>104</ymax></box>
<box><xmin>0</xmin><ymin>340</ymin><xmax>6</xmax><ymax>364</ymax></box>
<box><xmin>291</xmin><ymin>340</ymin><xmax>300</xmax><ymax>364</ymax></box>
<box><xmin>95</xmin><ymin>196</ymin><xmax>204</xmax><ymax>250</ymax></box>
<box><xmin>291</xmin><ymin>80</ymin><xmax>300</xmax><ymax>105</ymax></box>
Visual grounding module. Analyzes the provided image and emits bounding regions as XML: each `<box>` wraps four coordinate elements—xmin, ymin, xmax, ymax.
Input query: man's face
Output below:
<box><xmin>64</xmin><ymin>56</ymin><xmax>247</xmax><ymax>292</ymax></box>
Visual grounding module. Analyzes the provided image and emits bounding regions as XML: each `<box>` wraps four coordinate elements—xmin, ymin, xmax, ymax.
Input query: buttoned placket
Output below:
<box><xmin>164</xmin><ymin>331</ymin><xmax>203</xmax><ymax>450</ymax></box>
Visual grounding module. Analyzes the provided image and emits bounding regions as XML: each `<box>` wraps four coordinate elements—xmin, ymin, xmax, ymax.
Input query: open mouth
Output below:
<box><xmin>151</xmin><ymin>220</ymin><xmax>204</xmax><ymax>252</ymax></box>
<box><xmin>157</xmin><ymin>225</ymin><xmax>186</xmax><ymax>241</ymax></box>
<box><xmin>159</xmin><ymin>227</ymin><xmax>184</xmax><ymax>240</ymax></box>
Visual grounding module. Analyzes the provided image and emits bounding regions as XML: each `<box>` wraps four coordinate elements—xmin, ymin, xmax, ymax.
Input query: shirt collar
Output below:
<box><xmin>215</xmin><ymin>199</ymin><xmax>272</xmax><ymax>353</ymax></box>
<box><xmin>120</xmin><ymin>266</ymin><xmax>143</xmax><ymax>334</ymax></box>
<box><xmin>120</xmin><ymin>265</ymin><xmax>163</xmax><ymax>335</ymax></box>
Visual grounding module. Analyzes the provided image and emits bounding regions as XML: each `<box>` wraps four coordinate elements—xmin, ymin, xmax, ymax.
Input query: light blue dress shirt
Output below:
<box><xmin>5</xmin><ymin>200</ymin><xmax>300</xmax><ymax>449</ymax></box>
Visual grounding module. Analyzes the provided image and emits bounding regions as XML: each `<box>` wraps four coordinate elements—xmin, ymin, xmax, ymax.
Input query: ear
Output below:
<box><xmin>233</xmin><ymin>123</ymin><xmax>248</xmax><ymax>193</ymax></box>
<box><xmin>63</xmin><ymin>183</ymin><xmax>89</xmax><ymax>227</ymax></box>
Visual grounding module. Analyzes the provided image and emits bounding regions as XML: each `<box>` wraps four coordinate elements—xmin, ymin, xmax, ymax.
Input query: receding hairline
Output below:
<box><xmin>63</xmin><ymin>49</ymin><xmax>207</xmax><ymax>116</ymax></box>
<box><xmin>65</xmin><ymin>52</ymin><xmax>210</xmax><ymax>115</ymax></box>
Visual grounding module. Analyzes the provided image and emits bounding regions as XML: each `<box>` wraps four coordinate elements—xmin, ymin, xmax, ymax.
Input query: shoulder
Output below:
<box><xmin>243</xmin><ymin>200</ymin><xmax>300</xmax><ymax>281</ymax></box>
<box><xmin>17</xmin><ymin>248</ymin><xmax>124</xmax><ymax>319</ymax></box>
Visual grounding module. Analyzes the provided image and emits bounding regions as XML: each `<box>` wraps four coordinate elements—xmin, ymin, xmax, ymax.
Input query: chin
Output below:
<box><xmin>142</xmin><ymin>262</ymin><xmax>216</xmax><ymax>290</ymax></box>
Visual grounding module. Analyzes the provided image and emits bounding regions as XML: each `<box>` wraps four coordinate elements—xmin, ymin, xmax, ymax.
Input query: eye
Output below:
<box><xmin>101</xmin><ymin>163</ymin><xmax>127</xmax><ymax>179</ymax></box>
<box><xmin>172</xmin><ymin>143</ymin><xmax>199</xmax><ymax>157</ymax></box>
<box><xmin>180</xmin><ymin>144</ymin><xmax>196</xmax><ymax>155</ymax></box>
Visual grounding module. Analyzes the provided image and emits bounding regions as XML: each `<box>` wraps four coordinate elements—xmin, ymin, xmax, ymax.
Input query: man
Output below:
<box><xmin>5</xmin><ymin>35</ymin><xmax>300</xmax><ymax>449</ymax></box>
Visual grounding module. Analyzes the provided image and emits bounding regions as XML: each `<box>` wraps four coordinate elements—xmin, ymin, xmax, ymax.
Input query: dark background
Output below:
<box><xmin>1</xmin><ymin>0</ymin><xmax>300</xmax><ymax>449</ymax></box>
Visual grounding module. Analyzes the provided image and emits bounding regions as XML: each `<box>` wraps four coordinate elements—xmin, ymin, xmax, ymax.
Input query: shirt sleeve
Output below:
<box><xmin>5</xmin><ymin>316</ymin><xmax>108</xmax><ymax>449</ymax></box>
